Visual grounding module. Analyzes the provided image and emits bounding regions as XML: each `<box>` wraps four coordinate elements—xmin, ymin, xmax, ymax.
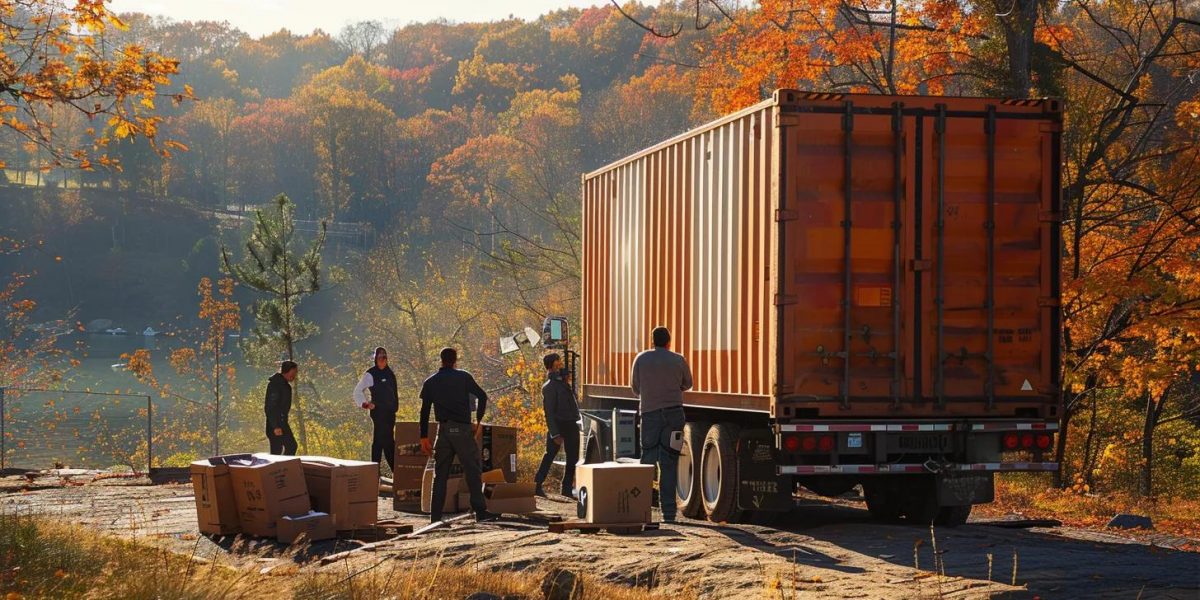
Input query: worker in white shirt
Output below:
<box><xmin>352</xmin><ymin>347</ymin><xmax>398</xmax><ymax>472</ymax></box>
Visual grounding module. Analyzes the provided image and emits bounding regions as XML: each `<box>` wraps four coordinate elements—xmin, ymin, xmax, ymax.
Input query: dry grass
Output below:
<box><xmin>0</xmin><ymin>514</ymin><xmax>262</xmax><ymax>599</ymax></box>
<box><xmin>0</xmin><ymin>514</ymin><xmax>683</xmax><ymax>599</ymax></box>
<box><xmin>977</xmin><ymin>474</ymin><xmax>1200</xmax><ymax>546</ymax></box>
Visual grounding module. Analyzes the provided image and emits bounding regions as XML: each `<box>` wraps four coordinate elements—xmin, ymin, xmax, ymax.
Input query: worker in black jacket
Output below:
<box><xmin>533</xmin><ymin>353</ymin><xmax>581</xmax><ymax>498</ymax></box>
<box><xmin>419</xmin><ymin>347</ymin><xmax>500</xmax><ymax>523</ymax></box>
<box><xmin>264</xmin><ymin>361</ymin><xmax>299</xmax><ymax>455</ymax></box>
<box><xmin>352</xmin><ymin>347</ymin><xmax>398</xmax><ymax>472</ymax></box>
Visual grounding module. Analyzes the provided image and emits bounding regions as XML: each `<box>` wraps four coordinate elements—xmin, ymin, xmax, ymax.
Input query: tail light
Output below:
<box><xmin>783</xmin><ymin>434</ymin><xmax>801</xmax><ymax>452</ymax></box>
<box><xmin>1035</xmin><ymin>433</ymin><xmax>1052</xmax><ymax>450</ymax></box>
<box><xmin>1021</xmin><ymin>433</ymin><xmax>1035</xmax><ymax>449</ymax></box>
<box><xmin>1003</xmin><ymin>432</ymin><xmax>1020</xmax><ymax>450</ymax></box>
<box><xmin>818</xmin><ymin>435</ymin><xmax>835</xmax><ymax>452</ymax></box>
<box><xmin>801</xmin><ymin>436</ymin><xmax>817</xmax><ymax>452</ymax></box>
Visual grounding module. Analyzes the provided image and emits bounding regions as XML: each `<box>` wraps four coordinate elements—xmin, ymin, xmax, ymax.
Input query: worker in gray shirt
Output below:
<box><xmin>631</xmin><ymin>326</ymin><xmax>693</xmax><ymax>522</ymax></box>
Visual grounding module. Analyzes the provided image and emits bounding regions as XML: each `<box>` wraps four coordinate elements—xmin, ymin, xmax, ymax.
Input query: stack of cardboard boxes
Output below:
<box><xmin>189</xmin><ymin>453</ymin><xmax>379</xmax><ymax>544</ymax></box>
<box><xmin>394</xmin><ymin>421</ymin><xmax>535</xmax><ymax>516</ymax></box>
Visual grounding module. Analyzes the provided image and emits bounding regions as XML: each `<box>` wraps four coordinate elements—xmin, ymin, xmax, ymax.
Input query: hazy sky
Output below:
<box><xmin>107</xmin><ymin>0</ymin><xmax>605</xmax><ymax>37</ymax></box>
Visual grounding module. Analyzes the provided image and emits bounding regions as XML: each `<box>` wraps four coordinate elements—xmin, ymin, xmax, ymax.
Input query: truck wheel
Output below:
<box><xmin>934</xmin><ymin>504</ymin><xmax>972</xmax><ymax>527</ymax></box>
<box><xmin>677</xmin><ymin>421</ymin><xmax>709</xmax><ymax>519</ymax></box>
<box><xmin>862</xmin><ymin>481</ymin><xmax>902</xmax><ymax>521</ymax></box>
<box><xmin>701</xmin><ymin>423</ymin><xmax>742</xmax><ymax>523</ymax></box>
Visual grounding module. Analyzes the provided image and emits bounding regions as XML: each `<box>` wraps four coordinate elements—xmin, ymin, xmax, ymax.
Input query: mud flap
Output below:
<box><xmin>737</xmin><ymin>429</ymin><xmax>793</xmax><ymax>512</ymax></box>
<box><xmin>936</xmin><ymin>473</ymin><xmax>994</xmax><ymax>506</ymax></box>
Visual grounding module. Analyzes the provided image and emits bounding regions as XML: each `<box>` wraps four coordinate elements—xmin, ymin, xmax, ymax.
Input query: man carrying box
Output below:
<box><xmin>533</xmin><ymin>352</ymin><xmax>580</xmax><ymax>498</ymax></box>
<box><xmin>419</xmin><ymin>347</ymin><xmax>500</xmax><ymax>523</ymax></box>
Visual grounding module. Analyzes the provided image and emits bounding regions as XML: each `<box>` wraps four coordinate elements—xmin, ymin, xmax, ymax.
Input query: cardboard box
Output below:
<box><xmin>276</xmin><ymin>511</ymin><xmax>336</xmax><ymax>544</ymax></box>
<box><xmin>190</xmin><ymin>454</ymin><xmax>253</xmax><ymax>536</ymax></box>
<box><xmin>478</xmin><ymin>424</ymin><xmax>519</xmax><ymax>483</ymax></box>
<box><xmin>299</xmin><ymin>456</ymin><xmax>379</xmax><ymax>531</ymax></box>
<box><xmin>576</xmin><ymin>462</ymin><xmax>656</xmax><ymax>524</ymax></box>
<box><xmin>229</xmin><ymin>454</ymin><xmax>311</xmax><ymax>538</ymax></box>
<box><xmin>483</xmin><ymin>482</ymin><xmax>537</xmax><ymax>514</ymax></box>
<box><xmin>420</xmin><ymin>465</ymin><xmax>462</xmax><ymax>514</ymax></box>
<box><xmin>394</xmin><ymin>422</ymin><xmax>438</xmax><ymax>511</ymax></box>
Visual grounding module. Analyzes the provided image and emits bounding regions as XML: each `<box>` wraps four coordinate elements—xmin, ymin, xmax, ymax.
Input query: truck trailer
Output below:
<box><xmin>572</xmin><ymin>90</ymin><xmax>1062</xmax><ymax>525</ymax></box>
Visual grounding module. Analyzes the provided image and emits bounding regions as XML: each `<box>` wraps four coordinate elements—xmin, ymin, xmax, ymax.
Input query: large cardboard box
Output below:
<box><xmin>276</xmin><ymin>511</ymin><xmax>336</xmax><ymax>544</ymax></box>
<box><xmin>478</xmin><ymin>424</ymin><xmax>519</xmax><ymax>483</ymax></box>
<box><xmin>190</xmin><ymin>454</ymin><xmax>252</xmax><ymax>536</ymax></box>
<box><xmin>576</xmin><ymin>462</ymin><xmax>656</xmax><ymax>524</ymax></box>
<box><xmin>394</xmin><ymin>422</ymin><xmax>438</xmax><ymax>511</ymax></box>
<box><xmin>395</xmin><ymin>421</ymin><xmax>520</xmax><ymax>509</ymax></box>
<box><xmin>299</xmin><ymin>457</ymin><xmax>379</xmax><ymax>531</ymax></box>
<box><xmin>420</xmin><ymin>463</ymin><xmax>462</xmax><ymax>514</ymax></box>
<box><xmin>229</xmin><ymin>454</ymin><xmax>311</xmax><ymax>538</ymax></box>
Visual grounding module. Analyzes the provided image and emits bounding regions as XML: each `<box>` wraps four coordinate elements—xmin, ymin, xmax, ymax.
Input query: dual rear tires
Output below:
<box><xmin>676</xmin><ymin>421</ymin><xmax>743</xmax><ymax>523</ymax></box>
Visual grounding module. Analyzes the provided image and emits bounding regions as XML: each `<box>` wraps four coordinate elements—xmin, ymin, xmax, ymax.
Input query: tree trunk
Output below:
<box><xmin>1000</xmin><ymin>0</ymin><xmax>1038</xmax><ymax>97</ymax></box>
<box><xmin>1053</xmin><ymin>403</ymin><xmax>1072</xmax><ymax>488</ymax></box>
<box><xmin>1082</xmin><ymin>389</ymin><xmax>1099</xmax><ymax>487</ymax></box>
<box><xmin>1140</xmin><ymin>388</ymin><xmax>1169</xmax><ymax>498</ymax></box>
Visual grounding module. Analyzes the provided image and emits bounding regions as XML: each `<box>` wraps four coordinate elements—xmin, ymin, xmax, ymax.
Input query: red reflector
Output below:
<box><xmin>801</xmin><ymin>436</ymin><xmax>817</xmax><ymax>452</ymax></box>
<box><xmin>818</xmin><ymin>435</ymin><xmax>835</xmax><ymax>452</ymax></box>
<box><xmin>783</xmin><ymin>435</ymin><xmax>801</xmax><ymax>452</ymax></box>
<box><xmin>1036</xmin><ymin>434</ymin><xmax>1051</xmax><ymax>450</ymax></box>
<box><xmin>1003</xmin><ymin>433</ymin><xmax>1020</xmax><ymax>449</ymax></box>
<box><xmin>1021</xmin><ymin>433</ymin><xmax>1035</xmax><ymax>449</ymax></box>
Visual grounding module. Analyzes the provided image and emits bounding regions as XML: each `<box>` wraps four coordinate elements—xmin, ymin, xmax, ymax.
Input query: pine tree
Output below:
<box><xmin>221</xmin><ymin>194</ymin><xmax>326</xmax><ymax>452</ymax></box>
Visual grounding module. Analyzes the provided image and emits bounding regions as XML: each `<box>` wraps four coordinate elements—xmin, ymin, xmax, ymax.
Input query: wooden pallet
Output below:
<box><xmin>548</xmin><ymin>520</ymin><xmax>659</xmax><ymax>534</ymax></box>
<box><xmin>339</xmin><ymin>520</ymin><xmax>414</xmax><ymax>541</ymax></box>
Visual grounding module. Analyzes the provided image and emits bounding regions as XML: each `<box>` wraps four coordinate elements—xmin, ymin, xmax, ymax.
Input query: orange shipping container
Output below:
<box><xmin>581</xmin><ymin>91</ymin><xmax>1062</xmax><ymax>420</ymax></box>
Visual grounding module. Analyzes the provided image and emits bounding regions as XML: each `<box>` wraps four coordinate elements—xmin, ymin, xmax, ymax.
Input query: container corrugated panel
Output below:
<box><xmin>582</xmin><ymin>102</ymin><xmax>777</xmax><ymax>412</ymax></box>
<box><xmin>583</xmin><ymin>91</ymin><xmax>1062</xmax><ymax>419</ymax></box>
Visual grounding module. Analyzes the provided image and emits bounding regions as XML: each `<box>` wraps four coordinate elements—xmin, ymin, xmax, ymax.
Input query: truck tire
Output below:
<box><xmin>677</xmin><ymin>421</ymin><xmax>709</xmax><ymax>519</ymax></box>
<box><xmin>861</xmin><ymin>481</ymin><xmax>902</xmax><ymax>521</ymax></box>
<box><xmin>701</xmin><ymin>423</ymin><xmax>742</xmax><ymax>523</ymax></box>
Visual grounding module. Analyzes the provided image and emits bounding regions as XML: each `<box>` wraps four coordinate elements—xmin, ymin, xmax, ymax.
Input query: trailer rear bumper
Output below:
<box><xmin>779</xmin><ymin>462</ymin><xmax>1058</xmax><ymax>475</ymax></box>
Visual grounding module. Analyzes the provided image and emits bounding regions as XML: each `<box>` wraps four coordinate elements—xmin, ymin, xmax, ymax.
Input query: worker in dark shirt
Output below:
<box><xmin>533</xmin><ymin>353</ymin><xmax>581</xmax><ymax>498</ymax></box>
<box><xmin>419</xmin><ymin>347</ymin><xmax>500</xmax><ymax>523</ymax></box>
<box><xmin>264</xmin><ymin>361</ymin><xmax>299</xmax><ymax>455</ymax></box>
<box><xmin>352</xmin><ymin>347</ymin><xmax>398</xmax><ymax>473</ymax></box>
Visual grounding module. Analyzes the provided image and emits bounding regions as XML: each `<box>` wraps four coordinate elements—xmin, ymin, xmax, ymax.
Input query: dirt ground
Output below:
<box><xmin>1</xmin><ymin>474</ymin><xmax>1197</xmax><ymax>599</ymax></box>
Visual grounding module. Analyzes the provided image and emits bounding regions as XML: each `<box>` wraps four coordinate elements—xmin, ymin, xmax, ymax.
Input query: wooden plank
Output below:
<box><xmin>548</xmin><ymin>520</ymin><xmax>659</xmax><ymax>534</ymax></box>
<box><xmin>319</xmin><ymin>514</ymin><xmax>472</xmax><ymax>565</ymax></box>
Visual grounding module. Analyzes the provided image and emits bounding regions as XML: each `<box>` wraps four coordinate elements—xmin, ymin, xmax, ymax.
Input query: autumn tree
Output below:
<box><xmin>0</xmin><ymin>0</ymin><xmax>191</xmax><ymax>170</ymax></box>
<box><xmin>221</xmin><ymin>194</ymin><xmax>326</xmax><ymax>452</ymax></box>
<box><xmin>295</xmin><ymin>56</ymin><xmax>397</xmax><ymax>218</ymax></box>
<box><xmin>428</xmin><ymin>77</ymin><xmax>583</xmax><ymax>319</ymax></box>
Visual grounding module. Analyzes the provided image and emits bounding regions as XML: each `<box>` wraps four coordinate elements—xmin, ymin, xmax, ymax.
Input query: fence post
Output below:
<box><xmin>146</xmin><ymin>395</ymin><xmax>152</xmax><ymax>474</ymax></box>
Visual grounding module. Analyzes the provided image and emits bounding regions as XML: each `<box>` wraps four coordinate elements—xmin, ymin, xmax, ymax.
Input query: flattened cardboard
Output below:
<box><xmin>229</xmin><ymin>454</ymin><xmax>311</xmax><ymax>537</ymax></box>
<box><xmin>299</xmin><ymin>456</ymin><xmax>379</xmax><ymax>531</ymax></box>
<box><xmin>276</xmin><ymin>511</ymin><xmax>335</xmax><ymax>544</ymax></box>
<box><xmin>576</xmin><ymin>462</ymin><xmax>655</xmax><ymax>524</ymax></box>
<box><xmin>190</xmin><ymin>454</ymin><xmax>252</xmax><ymax>536</ymax></box>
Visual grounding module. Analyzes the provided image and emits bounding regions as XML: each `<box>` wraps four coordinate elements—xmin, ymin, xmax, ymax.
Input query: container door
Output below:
<box><xmin>919</xmin><ymin>105</ymin><xmax>1058</xmax><ymax>407</ymax></box>
<box><xmin>777</xmin><ymin>102</ymin><xmax>914</xmax><ymax>409</ymax></box>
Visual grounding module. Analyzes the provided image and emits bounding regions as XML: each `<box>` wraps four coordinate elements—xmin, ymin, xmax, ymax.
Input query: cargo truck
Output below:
<box><xmin>551</xmin><ymin>90</ymin><xmax>1062</xmax><ymax>526</ymax></box>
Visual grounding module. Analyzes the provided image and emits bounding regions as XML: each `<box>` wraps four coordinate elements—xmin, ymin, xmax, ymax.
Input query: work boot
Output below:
<box><xmin>476</xmin><ymin>510</ymin><xmax>502</xmax><ymax>522</ymax></box>
<box><xmin>534</xmin><ymin>484</ymin><xmax>548</xmax><ymax>498</ymax></box>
